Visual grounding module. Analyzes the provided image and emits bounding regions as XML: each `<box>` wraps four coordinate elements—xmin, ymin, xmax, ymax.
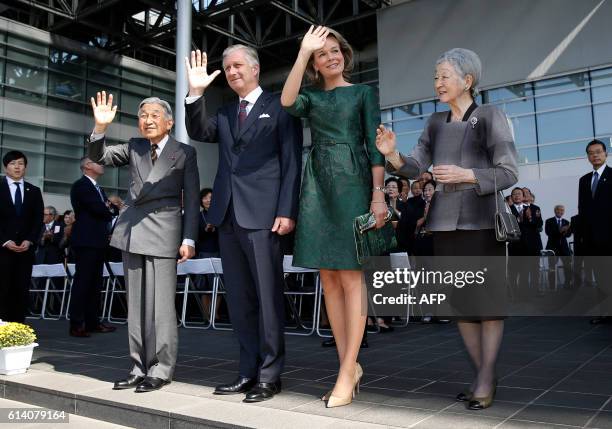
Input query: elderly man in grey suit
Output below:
<box><xmin>88</xmin><ymin>91</ymin><xmax>199</xmax><ymax>393</ymax></box>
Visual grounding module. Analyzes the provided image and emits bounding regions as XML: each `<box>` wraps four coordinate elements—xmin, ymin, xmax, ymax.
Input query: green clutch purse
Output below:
<box><xmin>353</xmin><ymin>207</ymin><xmax>398</xmax><ymax>265</ymax></box>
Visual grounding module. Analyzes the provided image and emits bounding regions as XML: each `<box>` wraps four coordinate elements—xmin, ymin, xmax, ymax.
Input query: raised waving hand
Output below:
<box><xmin>90</xmin><ymin>91</ymin><xmax>117</xmax><ymax>134</ymax></box>
<box><xmin>300</xmin><ymin>25</ymin><xmax>330</xmax><ymax>54</ymax></box>
<box><xmin>185</xmin><ymin>50</ymin><xmax>221</xmax><ymax>97</ymax></box>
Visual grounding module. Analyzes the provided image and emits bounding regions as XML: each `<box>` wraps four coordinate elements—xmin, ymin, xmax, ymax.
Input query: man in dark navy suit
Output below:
<box><xmin>68</xmin><ymin>157</ymin><xmax>118</xmax><ymax>337</ymax></box>
<box><xmin>545</xmin><ymin>204</ymin><xmax>571</xmax><ymax>289</ymax></box>
<box><xmin>0</xmin><ymin>151</ymin><xmax>44</xmax><ymax>322</ymax></box>
<box><xmin>578</xmin><ymin>140</ymin><xmax>612</xmax><ymax>323</ymax></box>
<box><xmin>185</xmin><ymin>45</ymin><xmax>302</xmax><ymax>402</ymax></box>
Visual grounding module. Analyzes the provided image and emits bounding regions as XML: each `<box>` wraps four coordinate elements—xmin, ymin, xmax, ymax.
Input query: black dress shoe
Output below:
<box><xmin>214</xmin><ymin>376</ymin><xmax>256</xmax><ymax>395</ymax></box>
<box><xmin>92</xmin><ymin>323</ymin><xmax>117</xmax><ymax>333</ymax></box>
<box><xmin>135</xmin><ymin>376</ymin><xmax>170</xmax><ymax>393</ymax></box>
<box><xmin>69</xmin><ymin>326</ymin><xmax>90</xmax><ymax>338</ymax></box>
<box><xmin>113</xmin><ymin>375</ymin><xmax>145</xmax><ymax>390</ymax></box>
<box><xmin>243</xmin><ymin>381</ymin><xmax>282</xmax><ymax>403</ymax></box>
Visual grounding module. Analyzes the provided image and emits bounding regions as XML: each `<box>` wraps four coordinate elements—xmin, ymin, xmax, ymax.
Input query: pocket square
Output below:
<box><xmin>258</xmin><ymin>113</ymin><xmax>271</xmax><ymax>118</ymax></box>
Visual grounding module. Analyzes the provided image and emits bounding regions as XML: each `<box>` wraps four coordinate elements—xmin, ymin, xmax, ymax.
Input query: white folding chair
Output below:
<box><xmin>210</xmin><ymin>257</ymin><xmax>232</xmax><ymax>331</ymax></box>
<box><xmin>390</xmin><ymin>252</ymin><xmax>412</xmax><ymax>327</ymax></box>
<box><xmin>178</xmin><ymin>258</ymin><xmax>216</xmax><ymax>329</ymax></box>
<box><xmin>106</xmin><ymin>262</ymin><xmax>127</xmax><ymax>324</ymax></box>
<box><xmin>283</xmin><ymin>255</ymin><xmax>320</xmax><ymax>336</ymax></box>
<box><xmin>539</xmin><ymin>249</ymin><xmax>557</xmax><ymax>292</ymax></box>
<box><xmin>65</xmin><ymin>263</ymin><xmax>76</xmax><ymax>320</ymax></box>
<box><xmin>28</xmin><ymin>264</ymin><xmax>68</xmax><ymax>320</ymax></box>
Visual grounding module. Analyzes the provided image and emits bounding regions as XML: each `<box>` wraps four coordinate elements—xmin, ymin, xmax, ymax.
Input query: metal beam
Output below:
<box><xmin>11</xmin><ymin>0</ymin><xmax>73</xmax><ymax>19</ymax></box>
<box><xmin>269</xmin><ymin>1</ymin><xmax>317</xmax><ymax>25</ymax></box>
<box><xmin>49</xmin><ymin>0</ymin><xmax>122</xmax><ymax>31</ymax></box>
<box><xmin>202</xmin><ymin>22</ymin><xmax>257</xmax><ymax>47</ymax></box>
<box><xmin>324</xmin><ymin>0</ymin><xmax>342</xmax><ymax>24</ymax></box>
<box><xmin>55</xmin><ymin>0</ymin><xmax>72</xmax><ymax>15</ymax></box>
<box><xmin>259</xmin><ymin>8</ymin><xmax>377</xmax><ymax>49</ymax></box>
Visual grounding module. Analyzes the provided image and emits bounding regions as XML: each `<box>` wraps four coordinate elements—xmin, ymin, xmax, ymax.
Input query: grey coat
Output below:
<box><xmin>389</xmin><ymin>104</ymin><xmax>518</xmax><ymax>231</ymax></box>
<box><xmin>88</xmin><ymin>136</ymin><xmax>200</xmax><ymax>258</ymax></box>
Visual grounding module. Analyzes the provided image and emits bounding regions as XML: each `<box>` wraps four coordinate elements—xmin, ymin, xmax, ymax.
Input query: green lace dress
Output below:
<box><xmin>284</xmin><ymin>84</ymin><xmax>384</xmax><ymax>270</ymax></box>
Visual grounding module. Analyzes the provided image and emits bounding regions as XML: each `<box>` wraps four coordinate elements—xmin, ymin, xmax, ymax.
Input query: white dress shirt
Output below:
<box><xmin>6</xmin><ymin>176</ymin><xmax>25</xmax><ymax>204</ymax></box>
<box><xmin>185</xmin><ymin>86</ymin><xmax>263</xmax><ymax>117</ymax></box>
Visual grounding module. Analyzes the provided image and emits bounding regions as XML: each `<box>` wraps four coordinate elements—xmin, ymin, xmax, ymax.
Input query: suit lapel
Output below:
<box><xmin>228</xmin><ymin>102</ymin><xmax>239</xmax><ymax>140</ymax></box>
<box><xmin>136</xmin><ymin>139</ymin><xmax>152</xmax><ymax>183</ymax></box>
<box><xmin>136</xmin><ymin>137</ymin><xmax>180</xmax><ymax>202</ymax></box>
<box><xmin>235</xmin><ymin>92</ymin><xmax>270</xmax><ymax>141</ymax></box>
<box><xmin>591</xmin><ymin>166</ymin><xmax>609</xmax><ymax>200</ymax></box>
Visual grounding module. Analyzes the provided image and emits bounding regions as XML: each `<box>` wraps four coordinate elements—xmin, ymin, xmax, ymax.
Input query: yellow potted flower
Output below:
<box><xmin>0</xmin><ymin>321</ymin><xmax>38</xmax><ymax>375</ymax></box>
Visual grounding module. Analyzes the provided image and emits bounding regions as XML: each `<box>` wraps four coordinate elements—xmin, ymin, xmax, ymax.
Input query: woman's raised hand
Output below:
<box><xmin>375</xmin><ymin>125</ymin><xmax>397</xmax><ymax>156</ymax></box>
<box><xmin>185</xmin><ymin>49</ymin><xmax>221</xmax><ymax>96</ymax></box>
<box><xmin>300</xmin><ymin>25</ymin><xmax>329</xmax><ymax>54</ymax></box>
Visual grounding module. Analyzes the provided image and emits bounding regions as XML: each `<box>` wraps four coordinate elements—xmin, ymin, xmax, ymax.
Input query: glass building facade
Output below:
<box><xmin>0</xmin><ymin>29</ymin><xmax>176</xmax><ymax>196</ymax></box>
<box><xmin>382</xmin><ymin>67</ymin><xmax>612</xmax><ymax>166</ymax></box>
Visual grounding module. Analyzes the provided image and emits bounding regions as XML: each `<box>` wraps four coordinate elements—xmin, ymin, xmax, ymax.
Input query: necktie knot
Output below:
<box><xmin>151</xmin><ymin>144</ymin><xmax>159</xmax><ymax>164</ymax></box>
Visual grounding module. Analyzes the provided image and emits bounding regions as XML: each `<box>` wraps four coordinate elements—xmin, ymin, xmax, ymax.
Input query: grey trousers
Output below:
<box><xmin>123</xmin><ymin>251</ymin><xmax>178</xmax><ymax>380</ymax></box>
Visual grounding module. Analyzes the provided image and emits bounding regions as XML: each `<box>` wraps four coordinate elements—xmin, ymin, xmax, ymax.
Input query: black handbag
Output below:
<box><xmin>354</xmin><ymin>207</ymin><xmax>398</xmax><ymax>264</ymax></box>
<box><xmin>494</xmin><ymin>170</ymin><xmax>521</xmax><ymax>242</ymax></box>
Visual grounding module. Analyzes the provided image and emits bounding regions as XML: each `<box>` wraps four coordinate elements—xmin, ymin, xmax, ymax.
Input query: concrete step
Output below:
<box><xmin>0</xmin><ymin>369</ymin><xmax>397</xmax><ymax>429</ymax></box>
<box><xmin>0</xmin><ymin>397</ymin><xmax>132</xmax><ymax>428</ymax></box>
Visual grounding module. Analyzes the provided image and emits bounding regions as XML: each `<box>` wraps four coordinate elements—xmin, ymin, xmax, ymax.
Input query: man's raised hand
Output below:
<box><xmin>90</xmin><ymin>91</ymin><xmax>117</xmax><ymax>134</ymax></box>
<box><xmin>185</xmin><ymin>50</ymin><xmax>221</xmax><ymax>97</ymax></box>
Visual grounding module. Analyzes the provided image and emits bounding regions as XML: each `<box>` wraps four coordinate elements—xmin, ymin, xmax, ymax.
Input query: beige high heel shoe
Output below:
<box><xmin>326</xmin><ymin>363</ymin><xmax>363</xmax><ymax>408</ymax></box>
<box><xmin>321</xmin><ymin>363</ymin><xmax>363</xmax><ymax>401</ymax></box>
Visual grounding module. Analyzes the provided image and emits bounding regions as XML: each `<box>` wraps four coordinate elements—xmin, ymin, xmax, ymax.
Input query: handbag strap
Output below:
<box><xmin>493</xmin><ymin>166</ymin><xmax>511</xmax><ymax>215</ymax></box>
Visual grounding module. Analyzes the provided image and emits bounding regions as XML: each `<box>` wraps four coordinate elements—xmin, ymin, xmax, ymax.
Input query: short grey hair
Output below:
<box><xmin>554</xmin><ymin>204</ymin><xmax>565</xmax><ymax>211</ymax></box>
<box><xmin>222</xmin><ymin>44</ymin><xmax>260</xmax><ymax>70</ymax></box>
<box><xmin>138</xmin><ymin>97</ymin><xmax>173</xmax><ymax>120</ymax></box>
<box><xmin>436</xmin><ymin>48</ymin><xmax>482</xmax><ymax>98</ymax></box>
<box><xmin>45</xmin><ymin>206</ymin><xmax>57</xmax><ymax>217</ymax></box>
<box><xmin>79</xmin><ymin>156</ymin><xmax>91</xmax><ymax>171</ymax></box>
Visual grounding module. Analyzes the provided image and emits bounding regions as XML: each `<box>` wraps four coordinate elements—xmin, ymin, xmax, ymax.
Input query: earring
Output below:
<box><xmin>315</xmin><ymin>70</ymin><xmax>319</xmax><ymax>80</ymax></box>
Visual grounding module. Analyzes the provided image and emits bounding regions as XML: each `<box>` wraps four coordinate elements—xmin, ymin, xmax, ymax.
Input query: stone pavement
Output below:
<box><xmin>1</xmin><ymin>317</ymin><xmax>612</xmax><ymax>428</ymax></box>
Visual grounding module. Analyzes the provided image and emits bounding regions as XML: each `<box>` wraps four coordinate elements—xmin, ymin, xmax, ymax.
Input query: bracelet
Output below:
<box><xmin>373</xmin><ymin>186</ymin><xmax>387</xmax><ymax>194</ymax></box>
<box><xmin>386</xmin><ymin>150</ymin><xmax>401</xmax><ymax>162</ymax></box>
<box><xmin>371</xmin><ymin>201</ymin><xmax>387</xmax><ymax>204</ymax></box>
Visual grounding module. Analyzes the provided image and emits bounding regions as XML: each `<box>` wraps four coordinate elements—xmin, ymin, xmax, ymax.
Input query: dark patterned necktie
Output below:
<box><xmin>238</xmin><ymin>100</ymin><xmax>249</xmax><ymax>129</ymax></box>
<box><xmin>151</xmin><ymin>143</ymin><xmax>158</xmax><ymax>165</ymax></box>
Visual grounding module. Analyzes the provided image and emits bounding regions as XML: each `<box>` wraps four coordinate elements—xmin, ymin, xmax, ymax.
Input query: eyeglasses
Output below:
<box><xmin>138</xmin><ymin>112</ymin><xmax>163</xmax><ymax>121</ymax></box>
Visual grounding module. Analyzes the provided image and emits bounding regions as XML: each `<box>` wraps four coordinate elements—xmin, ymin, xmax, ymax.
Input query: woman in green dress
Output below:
<box><xmin>281</xmin><ymin>26</ymin><xmax>387</xmax><ymax>408</ymax></box>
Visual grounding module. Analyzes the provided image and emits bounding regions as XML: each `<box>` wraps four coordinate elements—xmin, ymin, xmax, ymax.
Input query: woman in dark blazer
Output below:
<box><xmin>376</xmin><ymin>48</ymin><xmax>518</xmax><ymax>410</ymax></box>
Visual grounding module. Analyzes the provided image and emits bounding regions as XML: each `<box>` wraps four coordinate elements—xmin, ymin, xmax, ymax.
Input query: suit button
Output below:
<box><xmin>232</xmin><ymin>169</ymin><xmax>236</xmax><ymax>174</ymax></box>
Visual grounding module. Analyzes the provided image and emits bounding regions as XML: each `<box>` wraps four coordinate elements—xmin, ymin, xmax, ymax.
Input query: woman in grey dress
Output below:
<box><xmin>376</xmin><ymin>48</ymin><xmax>518</xmax><ymax>410</ymax></box>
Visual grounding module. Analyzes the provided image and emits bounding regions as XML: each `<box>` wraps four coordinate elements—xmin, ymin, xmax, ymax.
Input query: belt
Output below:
<box><xmin>435</xmin><ymin>183</ymin><xmax>477</xmax><ymax>193</ymax></box>
<box><xmin>311</xmin><ymin>139</ymin><xmax>353</xmax><ymax>146</ymax></box>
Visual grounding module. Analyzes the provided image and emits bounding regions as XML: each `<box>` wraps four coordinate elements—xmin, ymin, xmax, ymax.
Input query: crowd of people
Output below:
<box><xmin>1</xmin><ymin>24</ymin><xmax>610</xmax><ymax>412</ymax></box>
